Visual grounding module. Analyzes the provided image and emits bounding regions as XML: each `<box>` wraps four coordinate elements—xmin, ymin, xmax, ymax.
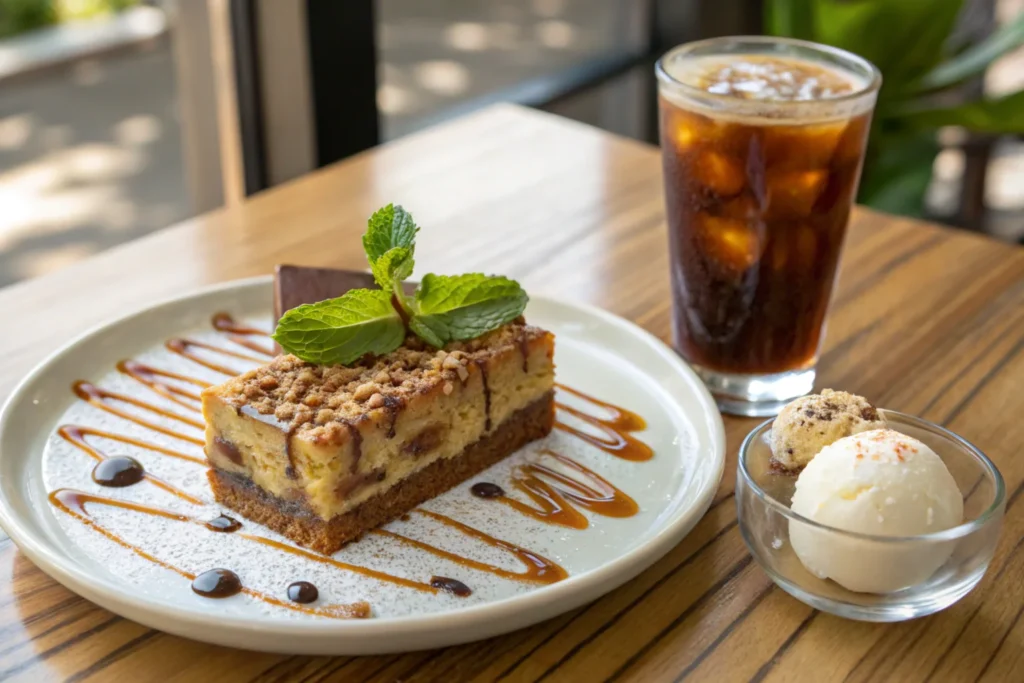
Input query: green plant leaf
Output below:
<box><xmin>768</xmin><ymin>0</ymin><xmax>965</xmax><ymax>97</ymax></box>
<box><xmin>0</xmin><ymin>0</ymin><xmax>57</xmax><ymax>38</ymax></box>
<box><xmin>362</xmin><ymin>204</ymin><xmax>419</xmax><ymax>267</ymax></box>
<box><xmin>764</xmin><ymin>0</ymin><xmax>1024</xmax><ymax>221</ymax></box>
<box><xmin>370</xmin><ymin>246</ymin><xmax>414</xmax><ymax>290</ymax></box>
<box><xmin>858</xmin><ymin>131</ymin><xmax>939</xmax><ymax>216</ymax></box>
<box><xmin>861</xmin><ymin>162</ymin><xmax>935</xmax><ymax>217</ymax></box>
<box><xmin>764</xmin><ymin>0</ymin><xmax>816</xmax><ymax>40</ymax></box>
<box><xmin>409</xmin><ymin>273</ymin><xmax>528</xmax><ymax>347</ymax></box>
<box><xmin>878</xmin><ymin>0</ymin><xmax>964</xmax><ymax>91</ymax></box>
<box><xmin>272</xmin><ymin>289</ymin><xmax>405</xmax><ymax>366</ymax></box>
<box><xmin>896</xmin><ymin>90</ymin><xmax>1024</xmax><ymax>134</ymax></box>
<box><xmin>917</xmin><ymin>13</ymin><xmax>1024</xmax><ymax>92</ymax></box>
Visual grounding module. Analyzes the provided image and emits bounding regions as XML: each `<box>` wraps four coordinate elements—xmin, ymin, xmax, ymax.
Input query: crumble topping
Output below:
<box><xmin>212</xmin><ymin>322</ymin><xmax>546</xmax><ymax>438</ymax></box>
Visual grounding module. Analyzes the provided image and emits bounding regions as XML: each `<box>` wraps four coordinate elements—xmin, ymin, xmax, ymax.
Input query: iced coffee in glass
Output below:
<box><xmin>656</xmin><ymin>37</ymin><xmax>880</xmax><ymax>416</ymax></box>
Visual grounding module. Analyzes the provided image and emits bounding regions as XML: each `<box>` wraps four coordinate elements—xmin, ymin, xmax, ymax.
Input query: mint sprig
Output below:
<box><xmin>272</xmin><ymin>289</ymin><xmax>405</xmax><ymax>366</ymax></box>
<box><xmin>273</xmin><ymin>205</ymin><xmax>528</xmax><ymax>365</ymax></box>
<box><xmin>410</xmin><ymin>274</ymin><xmax>528</xmax><ymax>348</ymax></box>
<box><xmin>363</xmin><ymin>204</ymin><xmax>418</xmax><ymax>316</ymax></box>
<box><xmin>370</xmin><ymin>246</ymin><xmax>414</xmax><ymax>291</ymax></box>
<box><xmin>362</xmin><ymin>204</ymin><xmax>419</xmax><ymax>265</ymax></box>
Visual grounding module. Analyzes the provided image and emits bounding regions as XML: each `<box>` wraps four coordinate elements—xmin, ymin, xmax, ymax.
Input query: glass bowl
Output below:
<box><xmin>736</xmin><ymin>410</ymin><xmax>1005</xmax><ymax>621</ymax></box>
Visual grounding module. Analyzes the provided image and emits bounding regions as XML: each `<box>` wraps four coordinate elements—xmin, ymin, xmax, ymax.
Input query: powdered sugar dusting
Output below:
<box><xmin>41</xmin><ymin>313</ymin><xmax>696</xmax><ymax>621</ymax></box>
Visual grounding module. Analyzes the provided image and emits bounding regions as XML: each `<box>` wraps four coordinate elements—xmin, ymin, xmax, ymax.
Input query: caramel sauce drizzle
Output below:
<box><xmin>554</xmin><ymin>383</ymin><xmax>653</xmax><ymax>461</ymax></box>
<box><xmin>166</xmin><ymin>337</ymin><xmax>267</xmax><ymax>376</ymax></box>
<box><xmin>479</xmin><ymin>449</ymin><xmax>639</xmax><ymax>530</ymax></box>
<box><xmin>212</xmin><ymin>313</ymin><xmax>275</xmax><ymax>357</ymax></box>
<box><xmin>52</xmin><ymin>312</ymin><xmax>657</xmax><ymax>617</ymax></box>
<box><xmin>58</xmin><ymin>425</ymin><xmax>203</xmax><ymax>504</ymax></box>
<box><xmin>474</xmin><ymin>359</ymin><xmax>492</xmax><ymax>431</ymax></box>
<box><xmin>50</xmin><ymin>489</ymin><xmax>369</xmax><ymax>619</ymax></box>
<box><xmin>72</xmin><ymin>381</ymin><xmax>204</xmax><ymax>444</ymax></box>
<box><xmin>238</xmin><ymin>533</ymin><xmax>434</xmax><ymax>594</ymax></box>
<box><xmin>375</xmin><ymin>509</ymin><xmax>567</xmax><ymax>585</ymax></box>
<box><xmin>58</xmin><ymin>424</ymin><xmax>205</xmax><ymax>466</ymax></box>
<box><xmin>117</xmin><ymin>359</ymin><xmax>209</xmax><ymax>410</ymax></box>
<box><xmin>211</xmin><ymin>312</ymin><xmax>270</xmax><ymax>337</ymax></box>
<box><xmin>517</xmin><ymin>331</ymin><xmax>530</xmax><ymax>373</ymax></box>
<box><xmin>502</xmin><ymin>469</ymin><xmax>587</xmax><ymax>529</ymax></box>
<box><xmin>50</xmin><ymin>488</ymin><xmax>568</xmax><ymax>605</ymax></box>
<box><xmin>229</xmin><ymin>337</ymin><xmax>276</xmax><ymax>357</ymax></box>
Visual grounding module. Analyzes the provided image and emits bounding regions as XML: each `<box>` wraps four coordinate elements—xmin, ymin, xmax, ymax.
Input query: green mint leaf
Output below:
<box><xmin>370</xmin><ymin>246</ymin><xmax>414</xmax><ymax>290</ymax></box>
<box><xmin>409</xmin><ymin>273</ymin><xmax>528</xmax><ymax>347</ymax></box>
<box><xmin>272</xmin><ymin>289</ymin><xmax>405</xmax><ymax>366</ymax></box>
<box><xmin>363</xmin><ymin>204</ymin><xmax>419</xmax><ymax>267</ymax></box>
<box><xmin>408</xmin><ymin>317</ymin><xmax>446</xmax><ymax>349</ymax></box>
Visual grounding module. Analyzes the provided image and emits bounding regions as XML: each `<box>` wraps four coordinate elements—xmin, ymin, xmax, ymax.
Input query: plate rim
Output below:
<box><xmin>0</xmin><ymin>275</ymin><xmax>726</xmax><ymax>644</ymax></box>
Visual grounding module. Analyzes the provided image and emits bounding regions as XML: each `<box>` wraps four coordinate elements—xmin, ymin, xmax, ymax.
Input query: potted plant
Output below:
<box><xmin>766</xmin><ymin>0</ymin><xmax>1024</xmax><ymax>219</ymax></box>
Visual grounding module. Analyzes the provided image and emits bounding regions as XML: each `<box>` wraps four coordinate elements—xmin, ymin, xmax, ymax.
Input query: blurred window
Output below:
<box><xmin>376</xmin><ymin>0</ymin><xmax>650</xmax><ymax>139</ymax></box>
<box><xmin>0</xmin><ymin>1</ymin><xmax>185</xmax><ymax>288</ymax></box>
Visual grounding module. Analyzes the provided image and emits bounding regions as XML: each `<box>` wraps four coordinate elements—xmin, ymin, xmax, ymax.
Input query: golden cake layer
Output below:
<box><xmin>201</xmin><ymin>323</ymin><xmax>555</xmax><ymax>552</ymax></box>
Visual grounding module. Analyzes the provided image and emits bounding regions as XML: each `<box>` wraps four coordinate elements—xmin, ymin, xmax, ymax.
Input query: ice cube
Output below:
<box><xmin>693</xmin><ymin>151</ymin><xmax>746</xmax><ymax>196</ymax></box>
<box><xmin>675</xmin><ymin>121</ymin><xmax>698</xmax><ymax>150</ymax></box>
<box><xmin>719</xmin><ymin>194</ymin><xmax>760</xmax><ymax>221</ymax></box>
<box><xmin>662</xmin><ymin>104</ymin><xmax>706</xmax><ymax>152</ymax></box>
<box><xmin>669</xmin><ymin>110</ymin><xmax>718</xmax><ymax>152</ymax></box>
<box><xmin>698</xmin><ymin>214</ymin><xmax>764</xmax><ymax>275</ymax></box>
<box><xmin>763</xmin><ymin>122</ymin><xmax>844</xmax><ymax>171</ymax></box>
<box><xmin>833</xmin><ymin>114</ymin><xmax>871</xmax><ymax>167</ymax></box>
<box><xmin>766</xmin><ymin>169</ymin><xmax>828</xmax><ymax>220</ymax></box>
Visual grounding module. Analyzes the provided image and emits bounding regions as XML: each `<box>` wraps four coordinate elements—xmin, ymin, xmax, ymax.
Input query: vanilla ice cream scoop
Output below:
<box><xmin>771</xmin><ymin>389</ymin><xmax>886</xmax><ymax>470</ymax></box>
<box><xmin>789</xmin><ymin>429</ymin><xmax>964</xmax><ymax>593</ymax></box>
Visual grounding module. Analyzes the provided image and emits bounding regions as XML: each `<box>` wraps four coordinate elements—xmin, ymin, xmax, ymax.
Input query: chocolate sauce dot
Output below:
<box><xmin>430</xmin><ymin>576</ymin><xmax>472</xmax><ymax>597</ymax></box>
<box><xmin>471</xmin><ymin>482</ymin><xmax>505</xmax><ymax>499</ymax></box>
<box><xmin>287</xmin><ymin>581</ymin><xmax>319</xmax><ymax>604</ymax></box>
<box><xmin>91</xmin><ymin>456</ymin><xmax>144</xmax><ymax>487</ymax></box>
<box><xmin>191</xmin><ymin>568</ymin><xmax>242</xmax><ymax>598</ymax></box>
<box><xmin>205</xmin><ymin>514</ymin><xmax>242</xmax><ymax>533</ymax></box>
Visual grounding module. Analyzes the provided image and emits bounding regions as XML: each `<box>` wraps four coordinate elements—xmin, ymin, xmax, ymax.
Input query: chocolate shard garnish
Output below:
<box><xmin>274</xmin><ymin>265</ymin><xmax>420</xmax><ymax>321</ymax></box>
<box><xmin>274</xmin><ymin>265</ymin><xmax>376</xmax><ymax>322</ymax></box>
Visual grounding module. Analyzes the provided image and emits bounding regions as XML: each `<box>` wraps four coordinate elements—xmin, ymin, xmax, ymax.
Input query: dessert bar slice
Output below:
<box><xmin>202</xmin><ymin>324</ymin><xmax>555</xmax><ymax>554</ymax></box>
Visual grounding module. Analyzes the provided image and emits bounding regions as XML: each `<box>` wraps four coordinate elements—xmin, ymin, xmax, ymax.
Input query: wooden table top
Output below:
<box><xmin>1</xmin><ymin>104</ymin><xmax>1023</xmax><ymax>683</ymax></box>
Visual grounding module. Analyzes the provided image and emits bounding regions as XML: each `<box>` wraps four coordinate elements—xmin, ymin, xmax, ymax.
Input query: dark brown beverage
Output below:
<box><xmin>657</xmin><ymin>42</ymin><xmax>878</xmax><ymax>408</ymax></box>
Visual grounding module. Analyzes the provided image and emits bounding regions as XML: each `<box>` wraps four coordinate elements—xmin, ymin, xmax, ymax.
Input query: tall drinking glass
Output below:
<box><xmin>656</xmin><ymin>37</ymin><xmax>881</xmax><ymax>416</ymax></box>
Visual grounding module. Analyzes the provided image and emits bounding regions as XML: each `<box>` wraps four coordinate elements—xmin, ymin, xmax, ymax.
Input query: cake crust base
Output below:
<box><xmin>208</xmin><ymin>391</ymin><xmax>555</xmax><ymax>554</ymax></box>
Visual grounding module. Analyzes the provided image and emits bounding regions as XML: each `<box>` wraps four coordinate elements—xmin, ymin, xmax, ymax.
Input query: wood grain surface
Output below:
<box><xmin>1</xmin><ymin>104</ymin><xmax>1023</xmax><ymax>682</ymax></box>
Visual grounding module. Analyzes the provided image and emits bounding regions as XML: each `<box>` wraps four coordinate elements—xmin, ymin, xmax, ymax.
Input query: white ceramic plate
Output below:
<box><xmin>0</xmin><ymin>276</ymin><xmax>725</xmax><ymax>655</ymax></box>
